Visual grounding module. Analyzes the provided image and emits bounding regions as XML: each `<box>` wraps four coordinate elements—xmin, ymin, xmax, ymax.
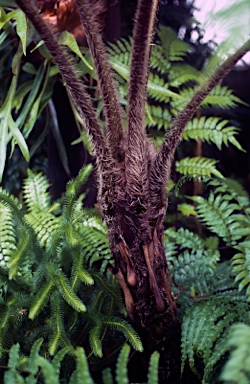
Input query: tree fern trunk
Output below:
<box><xmin>103</xmin><ymin>202</ymin><xmax>181</xmax><ymax>383</ymax></box>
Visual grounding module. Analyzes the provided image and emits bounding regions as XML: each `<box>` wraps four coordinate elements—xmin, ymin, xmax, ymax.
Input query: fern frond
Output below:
<box><xmin>25</xmin><ymin>212</ymin><xmax>60</xmax><ymax>250</ymax></box>
<box><xmin>115</xmin><ymin>344</ymin><xmax>130</xmax><ymax>384</ymax></box>
<box><xmin>202</xmin><ymin>85</ymin><xmax>245</xmax><ymax>109</ymax></box>
<box><xmin>103</xmin><ymin>317</ymin><xmax>143</xmax><ymax>352</ymax></box>
<box><xmin>232</xmin><ymin>245</ymin><xmax>250</xmax><ymax>296</ymax></box>
<box><xmin>181</xmin><ymin>296</ymin><xmax>250</xmax><ymax>380</ymax></box>
<box><xmin>108</xmin><ymin>37</ymin><xmax>132</xmax><ymax>67</ymax></box>
<box><xmin>102</xmin><ymin>368</ymin><xmax>113</xmax><ymax>384</ymax></box>
<box><xmin>147</xmin><ymin>351</ymin><xmax>160</xmax><ymax>384</ymax></box>
<box><xmin>23</xmin><ymin>169</ymin><xmax>51</xmax><ymax>213</ymax></box>
<box><xmin>27</xmin><ymin>338</ymin><xmax>44</xmax><ymax>375</ymax></box>
<box><xmin>52</xmin><ymin>346</ymin><xmax>72</xmax><ymax>377</ymax></box>
<box><xmin>89</xmin><ymin>324</ymin><xmax>103</xmax><ymax>358</ymax></box>
<box><xmin>35</xmin><ymin>356</ymin><xmax>60</xmax><ymax>384</ymax></box>
<box><xmin>0</xmin><ymin>202</ymin><xmax>16</xmax><ymax>267</ymax></box>
<box><xmin>220</xmin><ymin>323</ymin><xmax>250</xmax><ymax>384</ymax></box>
<box><xmin>74</xmin><ymin>347</ymin><xmax>94</xmax><ymax>384</ymax></box>
<box><xmin>176</xmin><ymin>156</ymin><xmax>223</xmax><ymax>178</ymax></box>
<box><xmin>29</xmin><ymin>279</ymin><xmax>55</xmax><ymax>320</ymax></box>
<box><xmin>145</xmin><ymin>104</ymin><xmax>171</xmax><ymax>130</ymax></box>
<box><xmin>169</xmin><ymin>64</ymin><xmax>200</xmax><ymax>87</ymax></box>
<box><xmin>183</xmin><ymin>117</ymin><xmax>244</xmax><ymax>151</ymax></box>
<box><xmin>49</xmin><ymin>293</ymin><xmax>72</xmax><ymax>356</ymax></box>
<box><xmin>54</xmin><ymin>271</ymin><xmax>86</xmax><ymax>312</ymax></box>
<box><xmin>63</xmin><ymin>164</ymin><xmax>93</xmax><ymax>221</ymax></box>
<box><xmin>191</xmin><ymin>192</ymin><xmax>246</xmax><ymax>245</ymax></box>
<box><xmin>8</xmin><ymin>224</ymin><xmax>32</xmax><ymax>280</ymax></box>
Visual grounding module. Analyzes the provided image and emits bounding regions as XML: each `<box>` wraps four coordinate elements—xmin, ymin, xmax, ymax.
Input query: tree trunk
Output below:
<box><xmin>101</xmin><ymin>195</ymin><xmax>181</xmax><ymax>383</ymax></box>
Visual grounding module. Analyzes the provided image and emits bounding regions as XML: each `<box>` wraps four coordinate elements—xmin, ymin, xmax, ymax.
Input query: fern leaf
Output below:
<box><xmin>103</xmin><ymin>317</ymin><xmax>143</xmax><ymax>352</ymax></box>
<box><xmin>0</xmin><ymin>202</ymin><xmax>16</xmax><ymax>267</ymax></box>
<box><xmin>147</xmin><ymin>351</ymin><xmax>160</xmax><ymax>384</ymax></box>
<box><xmin>176</xmin><ymin>156</ymin><xmax>223</xmax><ymax>178</ymax></box>
<box><xmin>54</xmin><ymin>271</ymin><xmax>86</xmax><ymax>312</ymax></box>
<box><xmin>23</xmin><ymin>169</ymin><xmax>51</xmax><ymax>213</ymax></box>
<box><xmin>220</xmin><ymin>323</ymin><xmax>250</xmax><ymax>384</ymax></box>
<box><xmin>102</xmin><ymin>368</ymin><xmax>113</xmax><ymax>384</ymax></box>
<box><xmin>74</xmin><ymin>347</ymin><xmax>94</xmax><ymax>384</ymax></box>
<box><xmin>27</xmin><ymin>338</ymin><xmax>44</xmax><ymax>375</ymax></box>
<box><xmin>232</xmin><ymin>246</ymin><xmax>250</xmax><ymax>295</ymax></box>
<box><xmin>183</xmin><ymin>117</ymin><xmax>244</xmax><ymax>151</ymax></box>
<box><xmin>25</xmin><ymin>212</ymin><xmax>60</xmax><ymax>250</ymax></box>
<box><xmin>191</xmin><ymin>192</ymin><xmax>244</xmax><ymax>245</ymax></box>
<box><xmin>116</xmin><ymin>344</ymin><xmax>130</xmax><ymax>384</ymax></box>
<box><xmin>89</xmin><ymin>324</ymin><xmax>103</xmax><ymax>358</ymax></box>
<box><xmin>35</xmin><ymin>356</ymin><xmax>60</xmax><ymax>384</ymax></box>
<box><xmin>52</xmin><ymin>347</ymin><xmax>72</xmax><ymax>377</ymax></box>
<box><xmin>8</xmin><ymin>224</ymin><xmax>31</xmax><ymax>279</ymax></box>
<box><xmin>202</xmin><ymin>85</ymin><xmax>244</xmax><ymax>109</ymax></box>
<box><xmin>29</xmin><ymin>280</ymin><xmax>55</xmax><ymax>320</ymax></box>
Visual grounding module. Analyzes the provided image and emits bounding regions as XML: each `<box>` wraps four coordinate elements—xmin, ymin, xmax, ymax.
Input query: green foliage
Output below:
<box><xmin>220</xmin><ymin>323</ymin><xmax>250</xmax><ymax>384</ymax></box>
<box><xmin>108</xmin><ymin>26</ymin><xmax>245</xmax><ymax>182</ymax></box>
<box><xmin>171</xmin><ymin>177</ymin><xmax>250</xmax><ymax>382</ymax></box>
<box><xmin>2</xmin><ymin>341</ymin><xmax>158</xmax><ymax>384</ymax></box>
<box><xmin>0</xmin><ymin>167</ymin><xmax>143</xmax><ymax>381</ymax></box>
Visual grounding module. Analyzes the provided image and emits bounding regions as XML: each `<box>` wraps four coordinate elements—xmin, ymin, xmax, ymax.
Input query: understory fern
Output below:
<box><xmin>3</xmin><ymin>342</ymin><xmax>159</xmax><ymax>384</ymax></box>
<box><xmin>0</xmin><ymin>166</ymin><xmax>142</xmax><ymax>380</ymax></box>
<box><xmin>170</xmin><ymin>177</ymin><xmax>250</xmax><ymax>382</ymax></box>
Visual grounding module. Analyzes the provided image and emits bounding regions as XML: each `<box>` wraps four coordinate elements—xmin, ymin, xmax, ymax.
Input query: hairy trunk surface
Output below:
<box><xmin>100</xmin><ymin>194</ymin><xmax>181</xmax><ymax>383</ymax></box>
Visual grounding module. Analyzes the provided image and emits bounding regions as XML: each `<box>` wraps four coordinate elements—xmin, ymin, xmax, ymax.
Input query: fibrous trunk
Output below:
<box><xmin>100</xmin><ymin>188</ymin><xmax>181</xmax><ymax>383</ymax></box>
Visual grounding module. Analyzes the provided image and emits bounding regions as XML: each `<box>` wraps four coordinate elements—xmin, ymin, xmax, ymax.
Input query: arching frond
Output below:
<box><xmin>176</xmin><ymin>156</ymin><xmax>223</xmax><ymax>178</ymax></box>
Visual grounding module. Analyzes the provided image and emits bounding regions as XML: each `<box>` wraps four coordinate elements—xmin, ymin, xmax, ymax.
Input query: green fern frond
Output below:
<box><xmin>54</xmin><ymin>271</ymin><xmax>86</xmax><ymax>312</ymax></box>
<box><xmin>52</xmin><ymin>346</ymin><xmax>72</xmax><ymax>377</ymax></box>
<box><xmin>89</xmin><ymin>324</ymin><xmax>103</xmax><ymax>357</ymax></box>
<box><xmin>220</xmin><ymin>323</ymin><xmax>250</xmax><ymax>384</ymax></box>
<box><xmin>147</xmin><ymin>351</ymin><xmax>160</xmax><ymax>384</ymax></box>
<box><xmin>0</xmin><ymin>187</ymin><xmax>23</xmax><ymax>216</ymax></box>
<box><xmin>165</xmin><ymin>228</ymin><xmax>219</xmax><ymax>297</ymax></box>
<box><xmin>181</xmin><ymin>296</ymin><xmax>250</xmax><ymax>380</ymax></box>
<box><xmin>232</xmin><ymin>245</ymin><xmax>250</xmax><ymax>296</ymax></box>
<box><xmin>8</xmin><ymin>224</ymin><xmax>32</xmax><ymax>280</ymax></box>
<box><xmin>102</xmin><ymin>368</ymin><xmax>113</xmax><ymax>384</ymax></box>
<box><xmin>116</xmin><ymin>344</ymin><xmax>130</xmax><ymax>384</ymax></box>
<box><xmin>157</xmin><ymin>26</ymin><xmax>191</xmax><ymax>61</ymax></box>
<box><xmin>103</xmin><ymin>317</ymin><xmax>143</xmax><ymax>352</ymax></box>
<box><xmin>176</xmin><ymin>156</ymin><xmax>223</xmax><ymax>178</ymax></box>
<box><xmin>27</xmin><ymin>337</ymin><xmax>44</xmax><ymax>375</ymax></box>
<box><xmin>25</xmin><ymin>212</ymin><xmax>60</xmax><ymax>250</ymax></box>
<box><xmin>202</xmin><ymin>85</ymin><xmax>244</xmax><ymax>109</ymax></box>
<box><xmin>145</xmin><ymin>104</ymin><xmax>171</xmax><ymax>130</ymax></box>
<box><xmin>49</xmin><ymin>293</ymin><xmax>72</xmax><ymax>356</ymax></box>
<box><xmin>23</xmin><ymin>169</ymin><xmax>51</xmax><ymax>213</ymax></box>
<box><xmin>191</xmin><ymin>192</ymin><xmax>247</xmax><ymax>245</ymax></box>
<box><xmin>63</xmin><ymin>164</ymin><xmax>93</xmax><ymax>221</ymax></box>
<box><xmin>73</xmin><ymin>347</ymin><xmax>94</xmax><ymax>384</ymax></box>
<box><xmin>169</xmin><ymin>64</ymin><xmax>200</xmax><ymax>87</ymax></box>
<box><xmin>29</xmin><ymin>279</ymin><xmax>55</xmax><ymax>320</ymax></box>
<box><xmin>183</xmin><ymin>117</ymin><xmax>244</xmax><ymax>151</ymax></box>
<box><xmin>108</xmin><ymin>37</ymin><xmax>132</xmax><ymax>67</ymax></box>
<box><xmin>0</xmin><ymin>202</ymin><xmax>16</xmax><ymax>267</ymax></box>
<box><xmin>35</xmin><ymin>356</ymin><xmax>60</xmax><ymax>384</ymax></box>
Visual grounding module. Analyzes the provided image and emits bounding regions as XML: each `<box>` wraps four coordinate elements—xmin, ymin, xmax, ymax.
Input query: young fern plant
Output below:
<box><xmin>13</xmin><ymin>0</ymin><xmax>250</xmax><ymax>382</ymax></box>
<box><xmin>0</xmin><ymin>167</ymin><xmax>143</xmax><ymax>379</ymax></box>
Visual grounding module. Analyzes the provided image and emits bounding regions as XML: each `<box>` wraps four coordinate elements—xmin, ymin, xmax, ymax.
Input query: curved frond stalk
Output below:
<box><xmin>89</xmin><ymin>324</ymin><xmax>103</xmax><ymax>357</ymax></box>
<box><xmin>15</xmin><ymin>0</ymin><xmax>113</xmax><ymax>180</ymax></box>
<box><xmin>150</xmin><ymin>38</ymin><xmax>250</xmax><ymax>205</ymax></box>
<box><xmin>54</xmin><ymin>271</ymin><xmax>86</xmax><ymax>312</ymax></box>
<box><xmin>125</xmin><ymin>0</ymin><xmax>159</xmax><ymax>198</ymax></box>
<box><xmin>75</xmin><ymin>0</ymin><xmax>124</xmax><ymax>162</ymax></box>
<box><xmin>29</xmin><ymin>279</ymin><xmax>55</xmax><ymax>320</ymax></box>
